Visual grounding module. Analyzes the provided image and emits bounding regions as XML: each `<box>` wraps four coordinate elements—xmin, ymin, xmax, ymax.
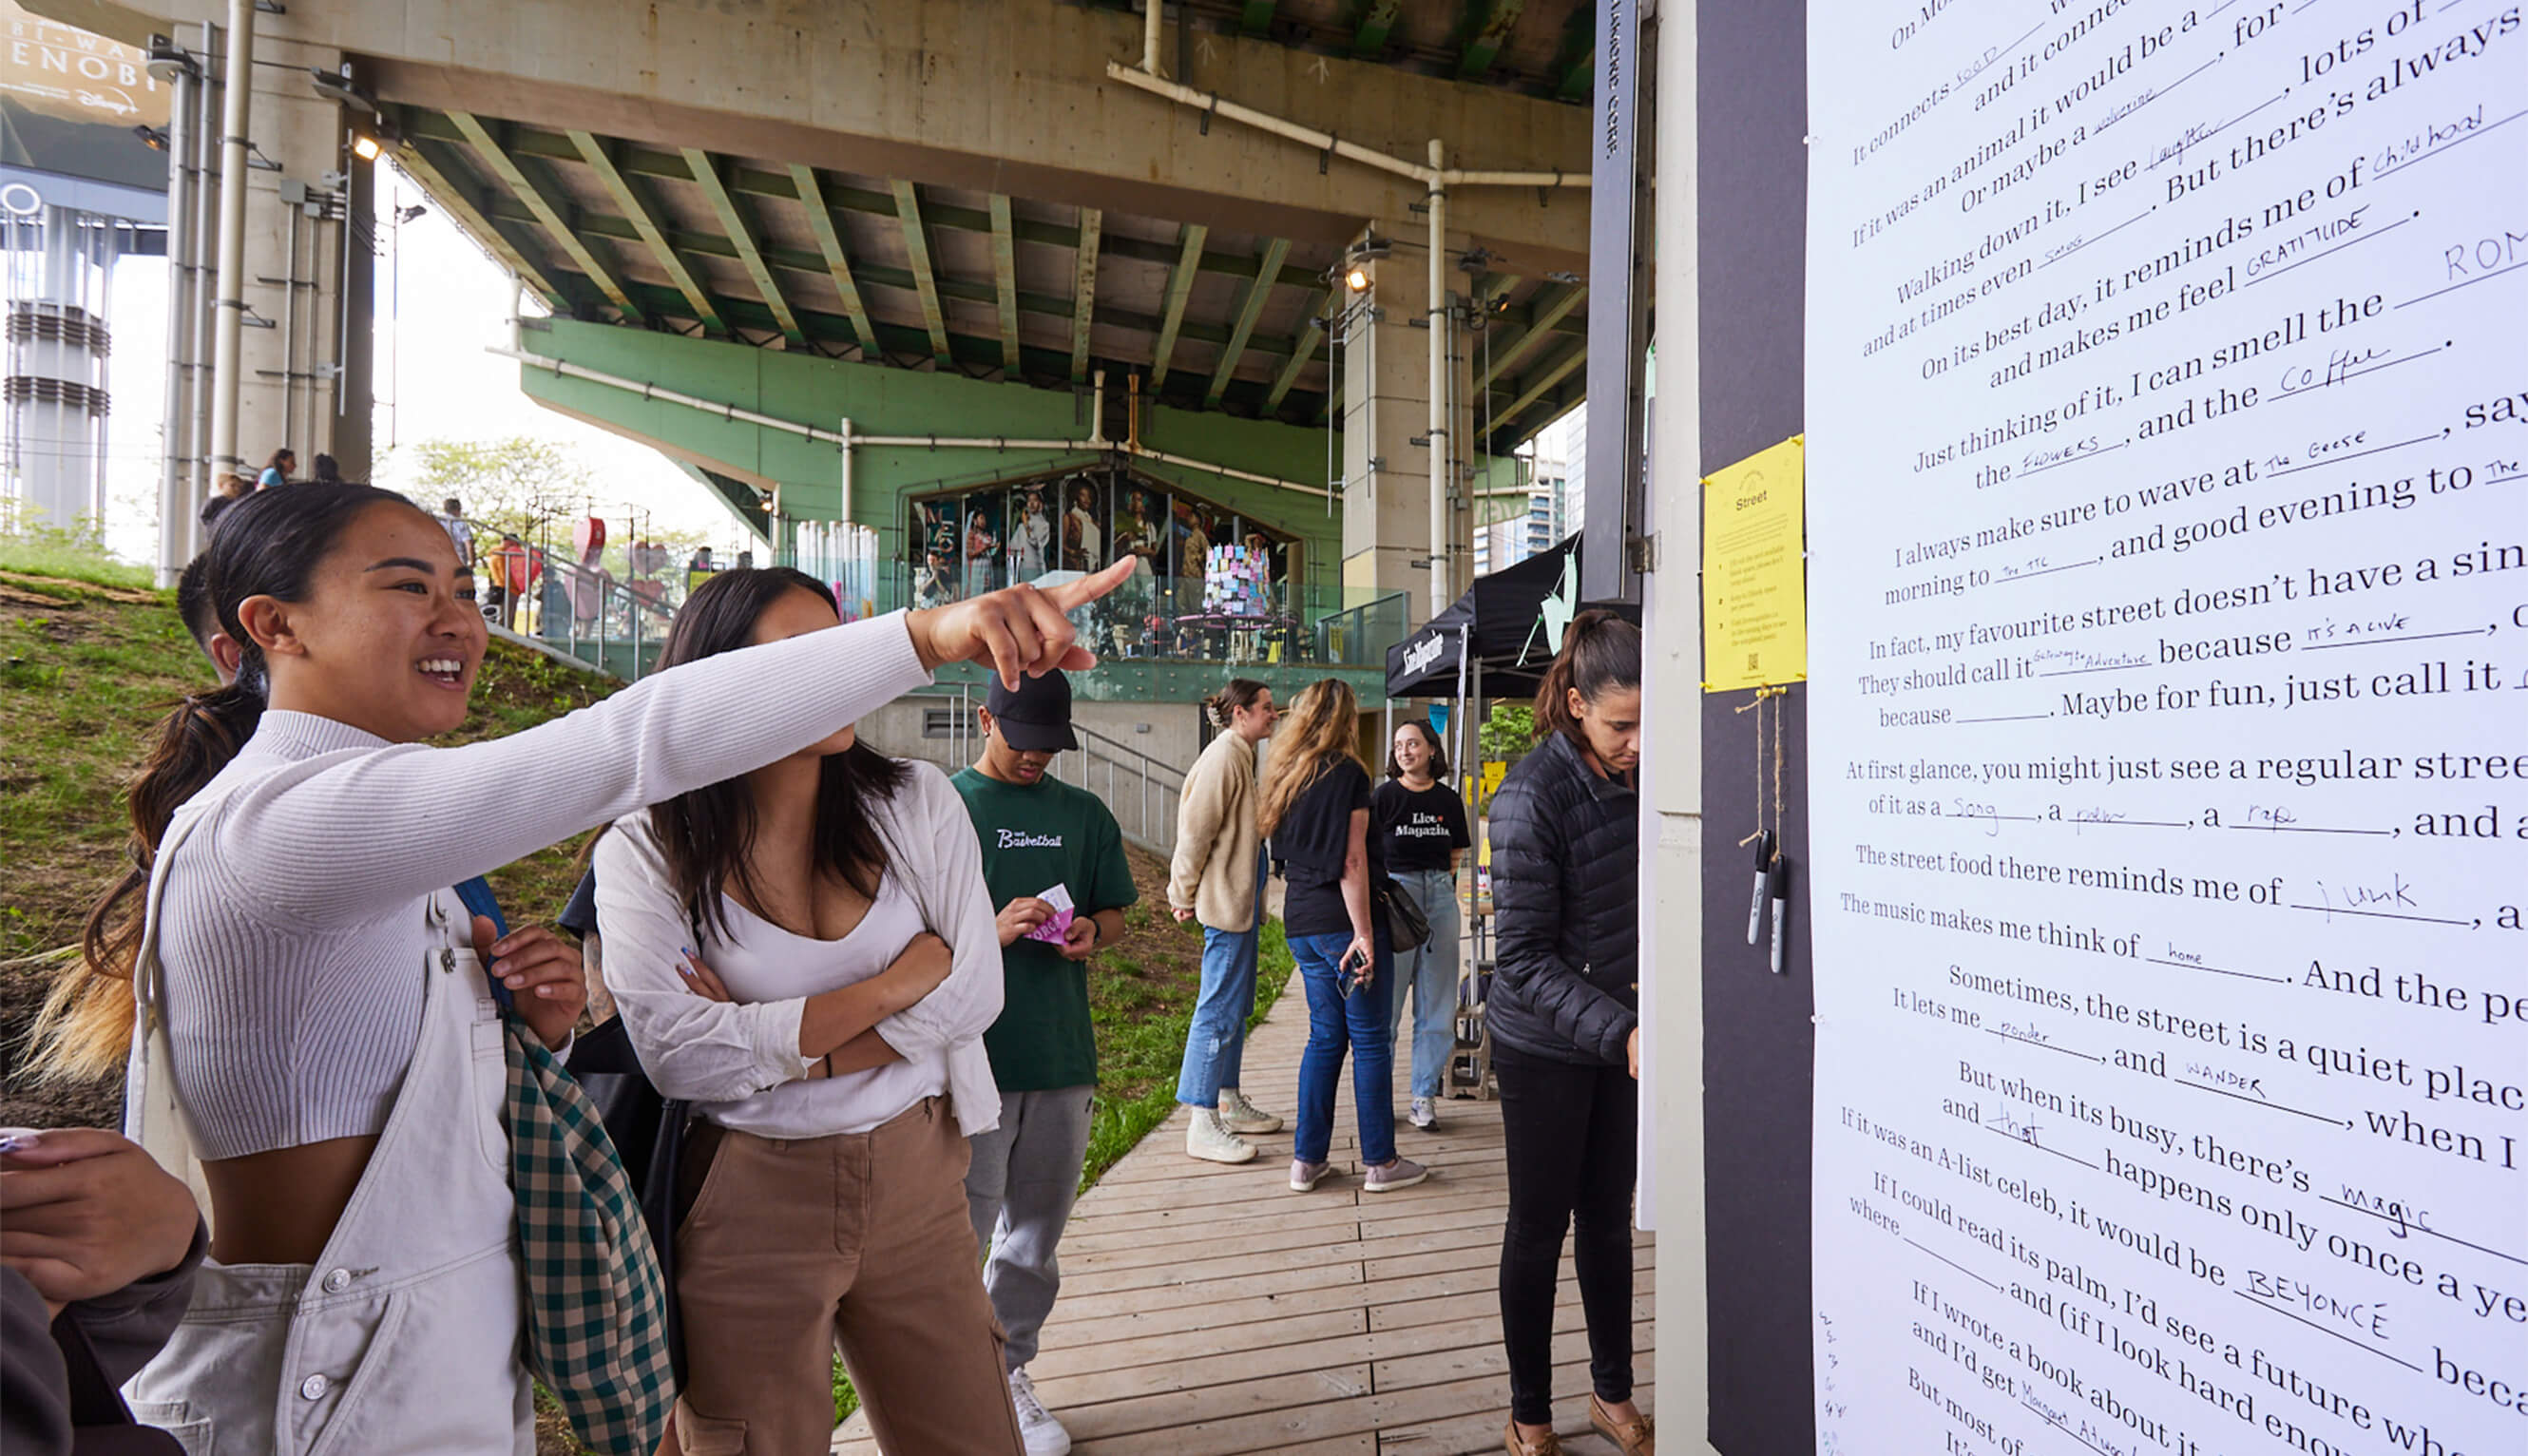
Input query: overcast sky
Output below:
<box><xmin>89</xmin><ymin>162</ymin><xmax>741</xmax><ymax>565</ymax></box>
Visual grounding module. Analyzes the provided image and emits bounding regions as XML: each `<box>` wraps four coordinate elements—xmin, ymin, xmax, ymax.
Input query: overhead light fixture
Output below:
<box><xmin>144</xmin><ymin>35</ymin><xmax>196</xmax><ymax>83</ymax></box>
<box><xmin>133</xmin><ymin>125</ymin><xmax>169</xmax><ymax>152</ymax></box>
<box><xmin>351</xmin><ymin>132</ymin><xmax>382</xmax><ymax>162</ymax></box>
<box><xmin>1345</xmin><ymin>264</ymin><xmax>1369</xmax><ymax>293</ymax></box>
<box><xmin>310</xmin><ymin>67</ymin><xmax>378</xmax><ymax>116</ymax></box>
<box><xmin>394</xmin><ymin>202</ymin><xmax>429</xmax><ymax>223</ymax></box>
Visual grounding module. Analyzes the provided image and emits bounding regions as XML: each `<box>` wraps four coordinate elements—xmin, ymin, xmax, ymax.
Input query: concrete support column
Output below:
<box><xmin>1337</xmin><ymin>224</ymin><xmax>1470</xmax><ymax>620</ymax></box>
<box><xmin>200</xmin><ymin>36</ymin><xmax>373</xmax><ymax>493</ymax></box>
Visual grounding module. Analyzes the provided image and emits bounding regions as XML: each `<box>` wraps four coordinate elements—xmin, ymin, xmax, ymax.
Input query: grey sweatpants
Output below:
<box><xmin>964</xmin><ymin>1084</ymin><xmax>1095</xmax><ymax>1371</ymax></box>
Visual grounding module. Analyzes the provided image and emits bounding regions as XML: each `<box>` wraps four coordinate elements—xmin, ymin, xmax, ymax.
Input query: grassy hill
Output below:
<box><xmin>0</xmin><ymin>555</ymin><xmax>1288</xmax><ymax>1448</ymax></box>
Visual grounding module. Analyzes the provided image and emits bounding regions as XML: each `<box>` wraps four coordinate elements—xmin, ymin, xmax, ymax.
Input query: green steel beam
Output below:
<box><xmin>1146</xmin><ymin>223</ymin><xmax>1209</xmax><ymax>391</ymax></box>
<box><xmin>1070</xmin><ymin>206</ymin><xmax>1102</xmax><ymax>384</ymax></box>
<box><xmin>789</xmin><ymin>164</ymin><xmax>877</xmax><ymax>352</ymax></box>
<box><xmin>404</xmin><ymin>110</ymin><xmax>1331</xmax><ymax>289</ymax></box>
<box><xmin>891</xmin><ymin>180</ymin><xmax>953</xmax><ymax>366</ymax></box>
<box><xmin>1459</xmin><ymin>1</ymin><xmax>1528</xmax><ymax>78</ymax></box>
<box><xmin>1551</xmin><ymin>6</ymin><xmax>1596</xmax><ymax>100</ymax></box>
<box><xmin>1206</xmin><ymin>238</ymin><xmax>1290</xmax><ymax>407</ymax></box>
<box><xmin>1496</xmin><ymin>340</ymin><xmax>1586</xmax><ymax>423</ymax></box>
<box><xmin>1241</xmin><ymin>1</ymin><xmax>1279</xmax><ymax>35</ymax></box>
<box><xmin>469</xmin><ymin>191</ymin><xmax>1330</xmax><ymax>372</ymax></box>
<box><xmin>570</xmin><ymin>131</ymin><xmax>722</xmax><ymax>334</ymax></box>
<box><xmin>1476</xmin><ymin>282</ymin><xmax>1584</xmax><ymax>390</ymax></box>
<box><xmin>476</xmin><ymin>193</ymin><xmax>1316</xmax><ymax>363</ymax></box>
<box><xmin>988</xmin><ymin>195</ymin><xmax>1022</xmax><ymax>374</ymax></box>
<box><xmin>449</xmin><ymin>112</ymin><xmax>642</xmax><ymax>322</ymax></box>
<box><xmin>683</xmin><ymin>148</ymin><xmax>805</xmax><ymax>345</ymax></box>
<box><xmin>1351</xmin><ymin>0</ymin><xmax>1402</xmax><ymax>56</ymax></box>
<box><xmin>392</xmin><ymin>127</ymin><xmax>570</xmax><ymax>308</ymax></box>
<box><xmin>1265</xmin><ymin>288</ymin><xmax>1327</xmax><ymax>412</ymax></box>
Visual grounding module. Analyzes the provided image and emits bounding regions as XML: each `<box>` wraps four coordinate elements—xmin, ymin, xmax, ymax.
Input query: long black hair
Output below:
<box><xmin>1534</xmin><ymin>610</ymin><xmax>1642</xmax><ymax>743</ymax></box>
<box><xmin>40</xmin><ymin>484</ymin><xmax>413</xmax><ymax>1078</ymax></box>
<box><xmin>646</xmin><ymin>567</ymin><xmax>910</xmax><ymax>941</ymax></box>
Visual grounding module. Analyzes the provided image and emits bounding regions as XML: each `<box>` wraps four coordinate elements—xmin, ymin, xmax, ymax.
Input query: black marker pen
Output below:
<box><xmin>1747</xmin><ymin>829</ymin><xmax>1774</xmax><ymax>946</ymax></box>
<box><xmin>1769</xmin><ymin>857</ymin><xmax>1791</xmax><ymax>976</ymax></box>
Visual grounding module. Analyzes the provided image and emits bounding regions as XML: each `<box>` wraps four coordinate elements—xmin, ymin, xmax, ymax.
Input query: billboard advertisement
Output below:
<box><xmin>1</xmin><ymin>0</ymin><xmax>171</xmax><ymax>196</ymax></box>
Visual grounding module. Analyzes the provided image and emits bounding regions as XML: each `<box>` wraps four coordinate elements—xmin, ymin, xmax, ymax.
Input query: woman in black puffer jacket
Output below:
<box><xmin>1486</xmin><ymin>611</ymin><xmax>1649</xmax><ymax>1456</ymax></box>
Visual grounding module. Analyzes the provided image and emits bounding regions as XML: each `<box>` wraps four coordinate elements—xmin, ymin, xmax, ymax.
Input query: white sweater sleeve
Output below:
<box><xmin>200</xmin><ymin>612</ymin><xmax>929</xmax><ymax>929</ymax></box>
<box><xmin>595</xmin><ymin>818</ymin><xmax>814</xmax><ymax>1103</ymax></box>
<box><xmin>871</xmin><ymin>766</ymin><xmax>1005</xmax><ymax>1063</ymax></box>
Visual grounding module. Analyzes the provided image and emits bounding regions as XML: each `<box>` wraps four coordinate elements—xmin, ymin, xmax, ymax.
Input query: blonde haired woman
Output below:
<box><xmin>1257</xmin><ymin>680</ymin><xmax>1427</xmax><ymax>1195</ymax></box>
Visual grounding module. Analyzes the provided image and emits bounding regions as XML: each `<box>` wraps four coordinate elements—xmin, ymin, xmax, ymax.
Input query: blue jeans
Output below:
<box><xmin>1290</xmin><ymin>929</ymin><xmax>1397</xmax><ymax>1167</ymax></box>
<box><xmin>1174</xmin><ymin>856</ymin><xmax>1268</xmax><ymax>1107</ymax></box>
<box><xmin>1388</xmin><ymin>869</ymin><xmax>1460</xmax><ymax>1101</ymax></box>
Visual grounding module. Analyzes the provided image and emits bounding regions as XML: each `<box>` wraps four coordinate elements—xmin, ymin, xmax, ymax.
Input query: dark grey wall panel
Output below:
<box><xmin>1695</xmin><ymin>1</ymin><xmax>1814</xmax><ymax>1452</ymax></box>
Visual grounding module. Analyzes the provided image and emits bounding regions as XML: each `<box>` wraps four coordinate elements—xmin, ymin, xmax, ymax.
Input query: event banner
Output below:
<box><xmin>1805</xmin><ymin>4</ymin><xmax>2521</xmax><ymax>1456</ymax></box>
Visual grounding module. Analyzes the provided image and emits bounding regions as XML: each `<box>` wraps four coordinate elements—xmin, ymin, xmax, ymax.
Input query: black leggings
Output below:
<box><xmin>1494</xmin><ymin>1045</ymin><xmax>1638</xmax><ymax>1427</ymax></box>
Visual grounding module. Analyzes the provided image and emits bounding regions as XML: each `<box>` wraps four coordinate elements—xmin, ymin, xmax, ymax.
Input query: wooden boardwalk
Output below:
<box><xmin>835</xmin><ymin>995</ymin><xmax>1656</xmax><ymax>1455</ymax></box>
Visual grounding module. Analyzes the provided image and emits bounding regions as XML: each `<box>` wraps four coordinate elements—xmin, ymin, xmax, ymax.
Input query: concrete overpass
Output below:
<box><xmin>58</xmin><ymin>0</ymin><xmax>1601</xmax><ymax>698</ymax></box>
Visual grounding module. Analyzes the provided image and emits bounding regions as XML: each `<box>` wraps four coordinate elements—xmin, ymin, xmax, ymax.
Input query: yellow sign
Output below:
<box><xmin>1481</xmin><ymin>759</ymin><xmax>1507</xmax><ymax>803</ymax></box>
<box><xmin>0</xmin><ymin>1</ymin><xmax>171</xmax><ymax>129</ymax></box>
<box><xmin>1702</xmin><ymin>435</ymin><xmax>1807</xmax><ymax>692</ymax></box>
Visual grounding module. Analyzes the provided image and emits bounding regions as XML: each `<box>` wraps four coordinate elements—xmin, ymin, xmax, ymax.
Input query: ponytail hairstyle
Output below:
<box><xmin>1533</xmin><ymin>609</ymin><xmax>1642</xmax><ymax>744</ymax></box>
<box><xmin>1203</xmin><ymin>678</ymin><xmax>1270</xmax><ymax>732</ymax></box>
<box><xmin>35</xmin><ymin>483</ymin><xmax>413</xmax><ymax>1080</ymax></box>
<box><xmin>646</xmin><ymin>568</ymin><xmax>911</xmax><ymax>942</ymax></box>
<box><xmin>1258</xmin><ymin>679</ymin><xmax>1363</xmax><ymax>837</ymax></box>
<box><xmin>1386</xmin><ymin>719</ymin><xmax>1451</xmax><ymax>782</ymax></box>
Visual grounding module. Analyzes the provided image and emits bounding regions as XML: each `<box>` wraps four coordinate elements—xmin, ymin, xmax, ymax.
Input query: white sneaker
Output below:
<box><xmin>1408</xmin><ymin>1097</ymin><xmax>1438</xmax><ymax>1131</ymax></box>
<box><xmin>1006</xmin><ymin>1367</ymin><xmax>1071</xmax><ymax>1456</ymax></box>
<box><xmin>1217</xmin><ymin>1087</ymin><xmax>1284</xmax><ymax>1134</ymax></box>
<box><xmin>1291</xmin><ymin>1158</ymin><xmax>1331</xmax><ymax>1191</ymax></box>
<box><xmin>1186</xmin><ymin>1108</ymin><xmax>1257</xmax><ymax>1164</ymax></box>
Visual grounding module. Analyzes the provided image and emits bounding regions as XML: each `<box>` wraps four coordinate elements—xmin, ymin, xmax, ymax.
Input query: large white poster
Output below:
<box><xmin>1804</xmin><ymin>4</ymin><xmax>2523</xmax><ymax>1455</ymax></box>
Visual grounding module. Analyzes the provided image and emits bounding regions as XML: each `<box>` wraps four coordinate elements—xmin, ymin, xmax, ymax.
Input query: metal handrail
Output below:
<box><xmin>1050</xmin><ymin>722</ymin><xmax>1187</xmax><ymax>858</ymax></box>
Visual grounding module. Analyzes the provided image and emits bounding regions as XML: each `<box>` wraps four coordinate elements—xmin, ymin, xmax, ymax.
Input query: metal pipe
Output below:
<box><xmin>1102</xmin><ymin>61</ymin><xmax>1589</xmax><ymax>191</ymax></box>
<box><xmin>205</xmin><ymin>0</ymin><xmax>256</xmax><ymax>481</ymax></box>
<box><xmin>838</xmin><ymin>414</ymin><xmax>853</xmax><ymax>525</ymax></box>
<box><xmin>1142</xmin><ymin>0</ymin><xmax>1163</xmax><ymax>77</ymax></box>
<box><xmin>1427</xmin><ymin>138</ymin><xmax>1449</xmax><ymax>619</ymax></box>
<box><xmin>184</xmin><ymin>21</ymin><xmax>218</xmax><ymax>556</ymax></box>
<box><xmin>277</xmin><ymin>204</ymin><xmax>297</xmax><ymax>462</ymax></box>
<box><xmin>155</xmin><ymin>41</ymin><xmax>201</xmax><ymax>584</ymax></box>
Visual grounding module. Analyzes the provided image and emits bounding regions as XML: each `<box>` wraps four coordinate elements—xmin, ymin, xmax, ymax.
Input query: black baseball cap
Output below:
<box><xmin>986</xmin><ymin>669</ymin><xmax>1078</xmax><ymax>752</ymax></box>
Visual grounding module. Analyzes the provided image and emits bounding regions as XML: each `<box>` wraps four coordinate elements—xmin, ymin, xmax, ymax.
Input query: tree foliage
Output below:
<box><xmin>398</xmin><ymin>435</ymin><xmax>708</xmax><ymax>584</ymax></box>
<box><xmin>1479</xmin><ymin>703</ymin><xmax>1535</xmax><ymax>763</ymax></box>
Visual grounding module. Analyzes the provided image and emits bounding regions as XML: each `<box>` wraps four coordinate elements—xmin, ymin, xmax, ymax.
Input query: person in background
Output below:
<box><xmin>1</xmin><ymin>1127</ymin><xmax>207</xmax><ymax>1455</ymax></box>
<box><xmin>30</xmin><ymin>482</ymin><xmax>1134</xmax><ymax>1454</ymax></box>
<box><xmin>1063</xmin><ymin>484</ymin><xmax>1101</xmax><ymax>573</ymax></box>
<box><xmin>435</xmin><ymin>498</ymin><xmax>473</xmax><ymax>567</ymax></box>
<box><xmin>311</xmin><ymin>455</ymin><xmax>343</xmax><ymax>486</ymax></box>
<box><xmin>596</xmin><ymin>568</ymin><xmax>1020</xmax><ymax>1456</ymax></box>
<box><xmin>683</xmin><ymin>546</ymin><xmax>717</xmax><ymax>603</ymax></box>
<box><xmin>1375</xmin><ymin>719</ymin><xmax>1471</xmax><ymax>1133</ymax></box>
<box><xmin>1258</xmin><ymin>679</ymin><xmax>1426</xmax><ymax>1197</ymax></box>
<box><xmin>734</xmin><ymin>550</ymin><xmax>755</xmax><ymax>571</ymax></box>
<box><xmin>1167</xmin><ymin>679</ymin><xmax>1283</xmax><ymax>1164</ymax></box>
<box><xmin>954</xmin><ymin>670</ymin><xmax>1136</xmax><ymax>1456</ymax></box>
<box><xmin>256</xmin><ymin>448</ymin><xmax>294</xmax><ymax>489</ymax></box>
<box><xmin>200</xmin><ymin>474</ymin><xmax>251</xmax><ymax>530</ymax></box>
<box><xmin>1487</xmin><ymin>611</ymin><xmax>1647</xmax><ymax>1456</ymax></box>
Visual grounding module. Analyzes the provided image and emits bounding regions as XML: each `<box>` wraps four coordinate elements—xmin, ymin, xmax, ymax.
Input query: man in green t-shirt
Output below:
<box><xmin>953</xmin><ymin>668</ymin><xmax>1135</xmax><ymax>1456</ymax></box>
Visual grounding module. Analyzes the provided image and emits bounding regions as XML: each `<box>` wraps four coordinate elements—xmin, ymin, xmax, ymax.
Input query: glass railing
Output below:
<box><xmin>880</xmin><ymin>563</ymin><xmax>1410</xmax><ymax>671</ymax></box>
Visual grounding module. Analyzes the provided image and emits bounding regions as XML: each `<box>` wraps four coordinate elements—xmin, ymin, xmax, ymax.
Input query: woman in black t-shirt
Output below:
<box><xmin>1258</xmin><ymin>680</ymin><xmax>1428</xmax><ymax>1196</ymax></box>
<box><xmin>1373</xmin><ymin>721</ymin><xmax>1472</xmax><ymax>1132</ymax></box>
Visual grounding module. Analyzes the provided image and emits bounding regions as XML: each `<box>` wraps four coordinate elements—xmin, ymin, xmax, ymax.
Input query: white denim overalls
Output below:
<box><xmin>123</xmin><ymin>804</ymin><xmax>535</xmax><ymax>1454</ymax></box>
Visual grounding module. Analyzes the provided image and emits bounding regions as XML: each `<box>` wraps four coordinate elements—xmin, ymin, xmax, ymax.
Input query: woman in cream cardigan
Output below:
<box><xmin>1167</xmin><ymin>680</ymin><xmax>1284</xmax><ymax>1164</ymax></box>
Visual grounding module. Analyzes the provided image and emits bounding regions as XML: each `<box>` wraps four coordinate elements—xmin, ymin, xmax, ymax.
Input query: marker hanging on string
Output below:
<box><xmin>1746</xmin><ymin>829</ymin><xmax>1774</xmax><ymax>946</ymax></box>
<box><xmin>1768</xmin><ymin>856</ymin><xmax>1791</xmax><ymax>976</ymax></box>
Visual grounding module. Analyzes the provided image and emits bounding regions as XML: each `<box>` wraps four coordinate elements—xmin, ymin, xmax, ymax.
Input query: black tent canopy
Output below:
<box><xmin>1385</xmin><ymin>533</ymin><xmax>1584</xmax><ymax>699</ymax></box>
